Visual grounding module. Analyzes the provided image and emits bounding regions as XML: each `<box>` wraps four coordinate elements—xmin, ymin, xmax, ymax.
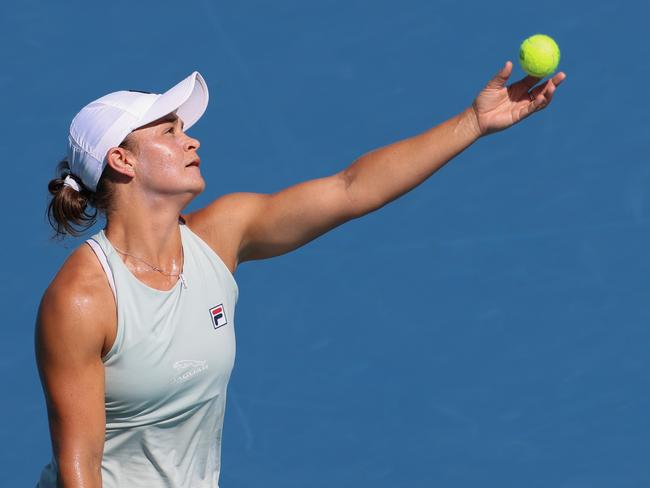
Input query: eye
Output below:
<box><xmin>166</xmin><ymin>127</ymin><xmax>175</xmax><ymax>134</ymax></box>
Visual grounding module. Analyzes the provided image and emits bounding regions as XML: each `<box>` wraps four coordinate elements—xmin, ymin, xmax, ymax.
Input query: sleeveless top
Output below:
<box><xmin>36</xmin><ymin>221</ymin><xmax>238</xmax><ymax>488</ymax></box>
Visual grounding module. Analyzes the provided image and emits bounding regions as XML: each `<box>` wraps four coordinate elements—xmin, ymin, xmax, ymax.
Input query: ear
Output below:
<box><xmin>105</xmin><ymin>146</ymin><xmax>136</xmax><ymax>178</ymax></box>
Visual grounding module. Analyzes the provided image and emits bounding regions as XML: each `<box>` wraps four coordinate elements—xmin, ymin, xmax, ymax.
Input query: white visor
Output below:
<box><xmin>67</xmin><ymin>71</ymin><xmax>209</xmax><ymax>192</ymax></box>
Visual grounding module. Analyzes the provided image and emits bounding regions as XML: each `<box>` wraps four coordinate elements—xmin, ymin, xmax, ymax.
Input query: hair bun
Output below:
<box><xmin>46</xmin><ymin>159</ymin><xmax>97</xmax><ymax>239</ymax></box>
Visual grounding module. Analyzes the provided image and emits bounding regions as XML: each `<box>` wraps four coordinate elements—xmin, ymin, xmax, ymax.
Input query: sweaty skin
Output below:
<box><xmin>36</xmin><ymin>62</ymin><xmax>565</xmax><ymax>486</ymax></box>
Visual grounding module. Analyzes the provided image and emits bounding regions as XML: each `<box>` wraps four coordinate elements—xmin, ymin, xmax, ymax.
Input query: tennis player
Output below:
<box><xmin>35</xmin><ymin>62</ymin><xmax>565</xmax><ymax>487</ymax></box>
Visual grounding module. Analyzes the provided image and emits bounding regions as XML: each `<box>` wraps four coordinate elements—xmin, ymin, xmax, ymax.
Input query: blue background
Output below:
<box><xmin>2</xmin><ymin>0</ymin><xmax>649</xmax><ymax>486</ymax></box>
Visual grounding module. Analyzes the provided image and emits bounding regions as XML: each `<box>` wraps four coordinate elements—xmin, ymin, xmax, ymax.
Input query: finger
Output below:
<box><xmin>519</xmin><ymin>74</ymin><xmax>543</xmax><ymax>90</ymax></box>
<box><xmin>486</xmin><ymin>61</ymin><xmax>512</xmax><ymax>89</ymax></box>
<box><xmin>528</xmin><ymin>71</ymin><xmax>565</xmax><ymax>94</ymax></box>
<box><xmin>528</xmin><ymin>81</ymin><xmax>546</xmax><ymax>101</ymax></box>
<box><xmin>552</xmin><ymin>71</ymin><xmax>567</xmax><ymax>86</ymax></box>
<box><xmin>532</xmin><ymin>78</ymin><xmax>563</xmax><ymax>97</ymax></box>
<box><xmin>529</xmin><ymin>80</ymin><xmax>557</xmax><ymax>109</ymax></box>
<box><xmin>540</xmin><ymin>83</ymin><xmax>556</xmax><ymax>107</ymax></box>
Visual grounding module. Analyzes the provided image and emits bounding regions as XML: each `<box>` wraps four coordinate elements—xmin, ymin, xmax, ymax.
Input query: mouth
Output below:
<box><xmin>186</xmin><ymin>158</ymin><xmax>201</xmax><ymax>168</ymax></box>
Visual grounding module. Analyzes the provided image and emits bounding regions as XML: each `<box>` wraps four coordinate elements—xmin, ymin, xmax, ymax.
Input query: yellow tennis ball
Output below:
<box><xmin>519</xmin><ymin>34</ymin><xmax>560</xmax><ymax>78</ymax></box>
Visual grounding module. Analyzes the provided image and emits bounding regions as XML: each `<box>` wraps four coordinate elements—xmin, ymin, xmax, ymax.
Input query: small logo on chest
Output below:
<box><xmin>209</xmin><ymin>303</ymin><xmax>228</xmax><ymax>329</ymax></box>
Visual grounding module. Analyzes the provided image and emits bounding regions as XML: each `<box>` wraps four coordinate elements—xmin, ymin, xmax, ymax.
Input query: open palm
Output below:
<box><xmin>471</xmin><ymin>61</ymin><xmax>567</xmax><ymax>137</ymax></box>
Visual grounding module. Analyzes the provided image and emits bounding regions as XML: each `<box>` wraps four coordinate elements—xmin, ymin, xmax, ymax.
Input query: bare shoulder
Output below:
<box><xmin>36</xmin><ymin>242</ymin><xmax>116</xmax><ymax>361</ymax></box>
<box><xmin>35</xmin><ymin>243</ymin><xmax>112</xmax><ymax>470</ymax></box>
<box><xmin>182</xmin><ymin>192</ymin><xmax>269</xmax><ymax>274</ymax></box>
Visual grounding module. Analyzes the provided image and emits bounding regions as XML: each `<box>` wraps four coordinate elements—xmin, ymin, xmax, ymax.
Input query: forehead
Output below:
<box><xmin>137</xmin><ymin>112</ymin><xmax>185</xmax><ymax>131</ymax></box>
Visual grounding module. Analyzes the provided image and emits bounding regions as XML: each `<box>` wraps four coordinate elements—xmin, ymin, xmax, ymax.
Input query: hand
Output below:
<box><xmin>468</xmin><ymin>61</ymin><xmax>566</xmax><ymax>138</ymax></box>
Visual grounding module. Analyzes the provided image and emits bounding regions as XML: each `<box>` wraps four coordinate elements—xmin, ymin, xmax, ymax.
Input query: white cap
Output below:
<box><xmin>67</xmin><ymin>71</ymin><xmax>209</xmax><ymax>192</ymax></box>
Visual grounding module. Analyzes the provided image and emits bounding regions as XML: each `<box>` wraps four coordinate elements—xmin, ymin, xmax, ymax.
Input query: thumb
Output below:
<box><xmin>486</xmin><ymin>61</ymin><xmax>512</xmax><ymax>89</ymax></box>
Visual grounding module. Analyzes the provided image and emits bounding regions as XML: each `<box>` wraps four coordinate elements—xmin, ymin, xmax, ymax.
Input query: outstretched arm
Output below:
<box><xmin>343</xmin><ymin>61</ymin><xmax>566</xmax><ymax>216</ymax></box>
<box><xmin>188</xmin><ymin>61</ymin><xmax>566</xmax><ymax>265</ymax></box>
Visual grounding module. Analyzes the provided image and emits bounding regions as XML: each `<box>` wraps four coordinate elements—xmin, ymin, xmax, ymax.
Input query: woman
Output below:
<box><xmin>35</xmin><ymin>63</ymin><xmax>565</xmax><ymax>487</ymax></box>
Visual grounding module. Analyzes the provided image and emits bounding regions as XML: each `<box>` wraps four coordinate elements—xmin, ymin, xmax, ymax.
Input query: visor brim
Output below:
<box><xmin>137</xmin><ymin>71</ymin><xmax>209</xmax><ymax>131</ymax></box>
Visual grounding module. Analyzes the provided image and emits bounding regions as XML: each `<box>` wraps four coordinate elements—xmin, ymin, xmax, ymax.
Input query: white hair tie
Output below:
<box><xmin>63</xmin><ymin>174</ymin><xmax>82</xmax><ymax>192</ymax></box>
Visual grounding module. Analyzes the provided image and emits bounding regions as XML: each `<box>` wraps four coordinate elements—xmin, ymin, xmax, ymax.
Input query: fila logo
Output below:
<box><xmin>209</xmin><ymin>303</ymin><xmax>228</xmax><ymax>329</ymax></box>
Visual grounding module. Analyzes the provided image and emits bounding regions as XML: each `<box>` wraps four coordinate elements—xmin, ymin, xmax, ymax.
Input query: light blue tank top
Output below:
<box><xmin>37</xmin><ymin>221</ymin><xmax>238</xmax><ymax>487</ymax></box>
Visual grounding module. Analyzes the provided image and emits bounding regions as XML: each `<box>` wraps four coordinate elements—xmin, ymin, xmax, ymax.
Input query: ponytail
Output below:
<box><xmin>46</xmin><ymin>136</ymin><xmax>134</xmax><ymax>239</ymax></box>
<box><xmin>46</xmin><ymin>160</ymin><xmax>99</xmax><ymax>238</ymax></box>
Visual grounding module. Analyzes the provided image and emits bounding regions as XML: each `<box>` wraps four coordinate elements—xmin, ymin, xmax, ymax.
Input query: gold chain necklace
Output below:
<box><xmin>112</xmin><ymin>243</ymin><xmax>188</xmax><ymax>289</ymax></box>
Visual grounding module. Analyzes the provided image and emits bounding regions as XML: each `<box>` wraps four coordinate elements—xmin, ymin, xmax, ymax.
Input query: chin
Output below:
<box><xmin>190</xmin><ymin>177</ymin><xmax>206</xmax><ymax>195</ymax></box>
<box><xmin>181</xmin><ymin>181</ymin><xmax>204</xmax><ymax>195</ymax></box>
<box><xmin>168</xmin><ymin>176</ymin><xmax>205</xmax><ymax>197</ymax></box>
<box><xmin>186</xmin><ymin>173</ymin><xmax>205</xmax><ymax>193</ymax></box>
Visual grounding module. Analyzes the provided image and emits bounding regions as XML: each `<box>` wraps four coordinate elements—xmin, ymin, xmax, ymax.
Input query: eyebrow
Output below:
<box><xmin>162</xmin><ymin>115</ymin><xmax>184</xmax><ymax>130</ymax></box>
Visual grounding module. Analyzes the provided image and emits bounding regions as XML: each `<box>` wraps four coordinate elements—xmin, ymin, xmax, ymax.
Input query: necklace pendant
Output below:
<box><xmin>179</xmin><ymin>273</ymin><xmax>188</xmax><ymax>289</ymax></box>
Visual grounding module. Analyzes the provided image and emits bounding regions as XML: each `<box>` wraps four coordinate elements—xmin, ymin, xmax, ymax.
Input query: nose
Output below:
<box><xmin>184</xmin><ymin>134</ymin><xmax>200</xmax><ymax>152</ymax></box>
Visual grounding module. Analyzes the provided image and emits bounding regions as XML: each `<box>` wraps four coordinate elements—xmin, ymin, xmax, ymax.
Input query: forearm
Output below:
<box><xmin>56</xmin><ymin>468</ymin><xmax>102</xmax><ymax>488</ymax></box>
<box><xmin>55</xmin><ymin>454</ymin><xmax>102</xmax><ymax>487</ymax></box>
<box><xmin>342</xmin><ymin>106</ymin><xmax>482</xmax><ymax>216</ymax></box>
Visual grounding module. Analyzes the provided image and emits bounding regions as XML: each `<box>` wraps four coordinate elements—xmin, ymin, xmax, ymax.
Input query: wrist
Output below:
<box><xmin>461</xmin><ymin>105</ymin><xmax>483</xmax><ymax>141</ymax></box>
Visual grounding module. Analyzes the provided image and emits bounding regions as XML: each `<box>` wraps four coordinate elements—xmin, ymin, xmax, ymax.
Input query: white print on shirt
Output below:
<box><xmin>170</xmin><ymin>359</ymin><xmax>209</xmax><ymax>385</ymax></box>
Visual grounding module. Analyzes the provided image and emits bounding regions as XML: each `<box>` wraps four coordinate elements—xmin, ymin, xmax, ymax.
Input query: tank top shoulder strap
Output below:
<box><xmin>85</xmin><ymin>237</ymin><xmax>117</xmax><ymax>300</ymax></box>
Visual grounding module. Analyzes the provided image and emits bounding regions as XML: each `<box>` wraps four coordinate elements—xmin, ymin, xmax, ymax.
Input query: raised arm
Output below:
<box><xmin>188</xmin><ymin>62</ymin><xmax>566</xmax><ymax>265</ymax></box>
<box><xmin>35</xmin><ymin>248</ymin><xmax>114</xmax><ymax>487</ymax></box>
<box><xmin>342</xmin><ymin>61</ymin><xmax>565</xmax><ymax>216</ymax></box>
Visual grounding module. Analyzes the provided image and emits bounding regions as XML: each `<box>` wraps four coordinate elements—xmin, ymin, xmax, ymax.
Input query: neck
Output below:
<box><xmin>104</xmin><ymin>194</ymin><xmax>187</xmax><ymax>269</ymax></box>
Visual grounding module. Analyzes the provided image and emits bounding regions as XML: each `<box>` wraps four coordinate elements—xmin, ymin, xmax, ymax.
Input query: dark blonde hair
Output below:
<box><xmin>46</xmin><ymin>135</ymin><xmax>136</xmax><ymax>239</ymax></box>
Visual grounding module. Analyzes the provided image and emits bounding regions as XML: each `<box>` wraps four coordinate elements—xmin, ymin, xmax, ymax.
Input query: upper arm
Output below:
<box><xmin>187</xmin><ymin>172</ymin><xmax>359</xmax><ymax>265</ymax></box>
<box><xmin>35</xmin><ymin>261</ymin><xmax>109</xmax><ymax>483</ymax></box>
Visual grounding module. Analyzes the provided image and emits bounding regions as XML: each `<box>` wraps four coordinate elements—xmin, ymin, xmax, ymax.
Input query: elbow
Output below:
<box><xmin>339</xmin><ymin>170</ymin><xmax>382</xmax><ymax>220</ymax></box>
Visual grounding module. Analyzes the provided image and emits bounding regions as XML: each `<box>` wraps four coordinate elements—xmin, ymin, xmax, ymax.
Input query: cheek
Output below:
<box><xmin>138</xmin><ymin>143</ymin><xmax>183</xmax><ymax>180</ymax></box>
